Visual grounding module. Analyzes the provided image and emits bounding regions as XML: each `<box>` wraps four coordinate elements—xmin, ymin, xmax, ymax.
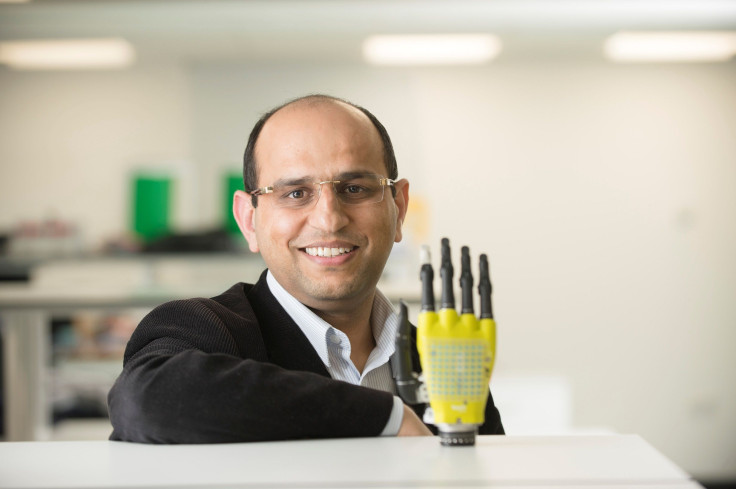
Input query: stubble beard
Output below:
<box><xmin>293</xmin><ymin>265</ymin><xmax>380</xmax><ymax>304</ymax></box>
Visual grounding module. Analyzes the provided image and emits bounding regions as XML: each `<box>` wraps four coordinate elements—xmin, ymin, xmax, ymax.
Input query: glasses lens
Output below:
<box><xmin>335</xmin><ymin>175</ymin><xmax>385</xmax><ymax>205</ymax></box>
<box><xmin>267</xmin><ymin>174</ymin><xmax>389</xmax><ymax>209</ymax></box>
<box><xmin>274</xmin><ymin>184</ymin><xmax>317</xmax><ymax>208</ymax></box>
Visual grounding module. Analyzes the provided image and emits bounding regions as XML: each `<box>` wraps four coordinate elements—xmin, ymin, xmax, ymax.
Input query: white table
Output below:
<box><xmin>0</xmin><ymin>435</ymin><xmax>700</xmax><ymax>489</ymax></box>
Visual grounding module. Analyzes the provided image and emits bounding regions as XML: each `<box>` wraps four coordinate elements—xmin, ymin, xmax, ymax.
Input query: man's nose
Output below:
<box><xmin>307</xmin><ymin>182</ymin><xmax>349</xmax><ymax>232</ymax></box>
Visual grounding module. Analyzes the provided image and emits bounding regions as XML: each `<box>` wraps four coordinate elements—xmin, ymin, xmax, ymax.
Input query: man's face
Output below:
<box><xmin>237</xmin><ymin>101</ymin><xmax>409</xmax><ymax>311</ymax></box>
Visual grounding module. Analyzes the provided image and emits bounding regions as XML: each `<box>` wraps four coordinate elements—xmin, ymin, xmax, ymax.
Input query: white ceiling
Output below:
<box><xmin>1</xmin><ymin>0</ymin><xmax>736</xmax><ymax>64</ymax></box>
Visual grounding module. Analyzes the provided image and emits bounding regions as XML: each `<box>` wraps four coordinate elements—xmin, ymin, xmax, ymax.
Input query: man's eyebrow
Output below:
<box><xmin>271</xmin><ymin>176</ymin><xmax>313</xmax><ymax>187</ymax></box>
<box><xmin>334</xmin><ymin>171</ymin><xmax>378</xmax><ymax>180</ymax></box>
<box><xmin>270</xmin><ymin>171</ymin><xmax>379</xmax><ymax>187</ymax></box>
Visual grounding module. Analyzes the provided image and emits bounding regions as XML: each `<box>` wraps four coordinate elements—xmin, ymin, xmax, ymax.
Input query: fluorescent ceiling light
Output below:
<box><xmin>363</xmin><ymin>34</ymin><xmax>501</xmax><ymax>65</ymax></box>
<box><xmin>0</xmin><ymin>38</ymin><xmax>135</xmax><ymax>70</ymax></box>
<box><xmin>604</xmin><ymin>31</ymin><xmax>736</xmax><ymax>63</ymax></box>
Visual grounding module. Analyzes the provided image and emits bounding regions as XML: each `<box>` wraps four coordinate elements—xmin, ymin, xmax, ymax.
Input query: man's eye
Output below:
<box><xmin>343</xmin><ymin>184</ymin><xmax>367</xmax><ymax>194</ymax></box>
<box><xmin>281</xmin><ymin>188</ymin><xmax>310</xmax><ymax>200</ymax></box>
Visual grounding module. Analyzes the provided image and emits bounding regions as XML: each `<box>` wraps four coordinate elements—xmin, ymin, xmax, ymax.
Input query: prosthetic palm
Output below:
<box><xmin>392</xmin><ymin>238</ymin><xmax>496</xmax><ymax>445</ymax></box>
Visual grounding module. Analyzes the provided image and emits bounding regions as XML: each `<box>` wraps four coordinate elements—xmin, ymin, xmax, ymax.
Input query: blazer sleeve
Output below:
<box><xmin>479</xmin><ymin>390</ymin><xmax>505</xmax><ymax>435</ymax></box>
<box><xmin>107</xmin><ymin>298</ymin><xmax>395</xmax><ymax>444</ymax></box>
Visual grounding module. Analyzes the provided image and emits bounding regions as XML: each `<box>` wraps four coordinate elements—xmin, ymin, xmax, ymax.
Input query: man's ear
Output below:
<box><xmin>393</xmin><ymin>179</ymin><xmax>410</xmax><ymax>243</ymax></box>
<box><xmin>233</xmin><ymin>190</ymin><xmax>260</xmax><ymax>253</ymax></box>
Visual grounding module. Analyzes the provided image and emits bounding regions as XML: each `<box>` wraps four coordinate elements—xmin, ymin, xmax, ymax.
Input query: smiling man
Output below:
<box><xmin>107</xmin><ymin>95</ymin><xmax>504</xmax><ymax>443</ymax></box>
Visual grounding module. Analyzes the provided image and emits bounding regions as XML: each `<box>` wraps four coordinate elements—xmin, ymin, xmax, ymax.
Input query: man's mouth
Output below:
<box><xmin>303</xmin><ymin>246</ymin><xmax>356</xmax><ymax>258</ymax></box>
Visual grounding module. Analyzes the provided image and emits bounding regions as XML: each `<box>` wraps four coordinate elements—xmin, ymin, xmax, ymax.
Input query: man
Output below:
<box><xmin>108</xmin><ymin>95</ymin><xmax>504</xmax><ymax>443</ymax></box>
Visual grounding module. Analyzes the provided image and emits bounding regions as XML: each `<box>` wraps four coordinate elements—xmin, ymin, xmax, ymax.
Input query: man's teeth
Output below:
<box><xmin>305</xmin><ymin>246</ymin><xmax>354</xmax><ymax>257</ymax></box>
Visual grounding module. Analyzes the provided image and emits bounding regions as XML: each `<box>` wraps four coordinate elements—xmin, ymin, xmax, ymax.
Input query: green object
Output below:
<box><xmin>224</xmin><ymin>172</ymin><xmax>244</xmax><ymax>234</ymax></box>
<box><xmin>131</xmin><ymin>174</ymin><xmax>172</xmax><ymax>242</ymax></box>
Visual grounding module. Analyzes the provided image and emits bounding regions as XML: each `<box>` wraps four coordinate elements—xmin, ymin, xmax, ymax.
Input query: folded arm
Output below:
<box><xmin>108</xmin><ymin>299</ymin><xmax>395</xmax><ymax>443</ymax></box>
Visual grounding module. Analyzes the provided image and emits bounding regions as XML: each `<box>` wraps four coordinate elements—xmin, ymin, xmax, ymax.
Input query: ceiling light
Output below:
<box><xmin>363</xmin><ymin>34</ymin><xmax>501</xmax><ymax>66</ymax></box>
<box><xmin>604</xmin><ymin>31</ymin><xmax>736</xmax><ymax>62</ymax></box>
<box><xmin>0</xmin><ymin>38</ymin><xmax>135</xmax><ymax>70</ymax></box>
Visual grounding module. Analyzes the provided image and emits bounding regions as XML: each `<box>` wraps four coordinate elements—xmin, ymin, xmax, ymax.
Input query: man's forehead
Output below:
<box><xmin>263</xmin><ymin>97</ymin><xmax>369</xmax><ymax>133</ymax></box>
<box><xmin>282</xmin><ymin>96</ymin><xmax>355</xmax><ymax>112</ymax></box>
<box><xmin>255</xmin><ymin>98</ymin><xmax>382</xmax><ymax>166</ymax></box>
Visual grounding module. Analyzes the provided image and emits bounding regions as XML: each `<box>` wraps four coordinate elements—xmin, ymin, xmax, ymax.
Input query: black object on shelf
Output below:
<box><xmin>0</xmin><ymin>260</ymin><xmax>32</xmax><ymax>282</ymax></box>
<box><xmin>141</xmin><ymin>228</ymin><xmax>240</xmax><ymax>253</ymax></box>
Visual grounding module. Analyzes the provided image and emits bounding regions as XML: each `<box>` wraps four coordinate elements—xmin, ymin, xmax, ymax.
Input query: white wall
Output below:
<box><xmin>1</xmin><ymin>59</ymin><xmax>735</xmax><ymax>478</ymax></box>
<box><xmin>0</xmin><ymin>64</ymin><xmax>193</xmax><ymax>245</ymax></box>
<box><xmin>410</xmin><ymin>62</ymin><xmax>736</xmax><ymax>477</ymax></box>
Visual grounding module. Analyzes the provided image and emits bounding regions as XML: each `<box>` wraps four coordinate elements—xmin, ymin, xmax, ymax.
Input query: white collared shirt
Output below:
<box><xmin>266</xmin><ymin>271</ymin><xmax>404</xmax><ymax>435</ymax></box>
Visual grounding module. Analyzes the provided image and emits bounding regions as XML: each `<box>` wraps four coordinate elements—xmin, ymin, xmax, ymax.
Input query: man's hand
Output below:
<box><xmin>397</xmin><ymin>404</ymin><xmax>433</xmax><ymax>436</ymax></box>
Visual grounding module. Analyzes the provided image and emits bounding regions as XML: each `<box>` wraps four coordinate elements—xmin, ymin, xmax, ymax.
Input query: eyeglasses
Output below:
<box><xmin>250</xmin><ymin>173</ymin><xmax>395</xmax><ymax>210</ymax></box>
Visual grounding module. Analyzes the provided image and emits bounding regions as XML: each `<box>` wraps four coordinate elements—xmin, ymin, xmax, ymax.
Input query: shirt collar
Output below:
<box><xmin>266</xmin><ymin>270</ymin><xmax>398</xmax><ymax>370</ymax></box>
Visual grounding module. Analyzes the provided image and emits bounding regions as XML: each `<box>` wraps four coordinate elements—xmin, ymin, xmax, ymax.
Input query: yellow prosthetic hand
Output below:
<box><xmin>392</xmin><ymin>238</ymin><xmax>496</xmax><ymax>446</ymax></box>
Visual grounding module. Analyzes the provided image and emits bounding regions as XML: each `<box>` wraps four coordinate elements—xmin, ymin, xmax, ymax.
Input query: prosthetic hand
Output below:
<box><xmin>392</xmin><ymin>238</ymin><xmax>496</xmax><ymax>446</ymax></box>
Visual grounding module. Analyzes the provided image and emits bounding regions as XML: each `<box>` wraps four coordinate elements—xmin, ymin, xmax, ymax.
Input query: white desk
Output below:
<box><xmin>0</xmin><ymin>435</ymin><xmax>700</xmax><ymax>489</ymax></box>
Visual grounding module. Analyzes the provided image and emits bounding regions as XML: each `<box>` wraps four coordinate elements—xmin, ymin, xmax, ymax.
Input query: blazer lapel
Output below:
<box><xmin>247</xmin><ymin>270</ymin><xmax>331</xmax><ymax>378</ymax></box>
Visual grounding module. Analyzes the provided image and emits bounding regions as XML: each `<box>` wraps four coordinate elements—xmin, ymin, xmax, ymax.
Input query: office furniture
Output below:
<box><xmin>0</xmin><ymin>254</ymin><xmax>257</xmax><ymax>441</ymax></box>
<box><xmin>0</xmin><ymin>435</ymin><xmax>701</xmax><ymax>488</ymax></box>
<box><xmin>0</xmin><ymin>254</ymin><xmax>418</xmax><ymax>442</ymax></box>
<box><xmin>0</xmin><ymin>284</ymin><xmax>188</xmax><ymax>441</ymax></box>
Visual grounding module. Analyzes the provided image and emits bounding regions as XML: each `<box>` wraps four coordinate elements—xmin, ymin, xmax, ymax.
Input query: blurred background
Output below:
<box><xmin>0</xmin><ymin>0</ymin><xmax>735</xmax><ymax>485</ymax></box>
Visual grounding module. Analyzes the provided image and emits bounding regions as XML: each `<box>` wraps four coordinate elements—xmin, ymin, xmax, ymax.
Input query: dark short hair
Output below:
<box><xmin>243</xmin><ymin>94</ymin><xmax>398</xmax><ymax>207</ymax></box>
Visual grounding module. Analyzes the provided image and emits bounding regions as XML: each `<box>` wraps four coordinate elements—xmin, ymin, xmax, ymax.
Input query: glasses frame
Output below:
<box><xmin>249</xmin><ymin>173</ymin><xmax>396</xmax><ymax>209</ymax></box>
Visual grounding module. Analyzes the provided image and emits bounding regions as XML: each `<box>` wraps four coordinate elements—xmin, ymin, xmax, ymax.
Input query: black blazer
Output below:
<box><xmin>108</xmin><ymin>270</ymin><xmax>503</xmax><ymax>443</ymax></box>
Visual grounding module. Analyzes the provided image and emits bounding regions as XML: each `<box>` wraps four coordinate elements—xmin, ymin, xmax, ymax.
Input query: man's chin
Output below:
<box><xmin>305</xmin><ymin>285</ymin><xmax>361</xmax><ymax>303</ymax></box>
<box><xmin>300</xmin><ymin>278</ymin><xmax>372</xmax><ymax>304</ymax></box>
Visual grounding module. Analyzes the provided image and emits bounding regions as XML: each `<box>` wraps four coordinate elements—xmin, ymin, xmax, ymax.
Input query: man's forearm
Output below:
<box><xmin>109</xmin><ymin>347</ymin><xmax>395</xmax><ymax>443</ymax></box>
